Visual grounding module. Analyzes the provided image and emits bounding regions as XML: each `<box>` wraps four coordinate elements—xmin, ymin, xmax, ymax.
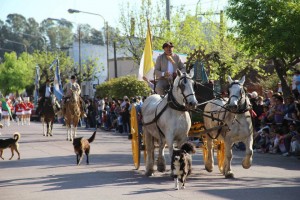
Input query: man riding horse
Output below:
<box><xmin>36</xmin><ymin>79</ymin><xmax>52</xmax><ymax>116</ymax></box>
<box><xmin>62</xmin><ymin>75</ymin><xmax>87</xmax><ymax>118</ymax></box>
<box><xmin>154</xmin><ymin>42</ymin><xmax>186</xmax><ymax>95</ymax></box>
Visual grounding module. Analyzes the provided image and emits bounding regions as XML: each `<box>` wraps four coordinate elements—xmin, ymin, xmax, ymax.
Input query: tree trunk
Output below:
<box><xmin>273</xmin><ymin>59</ymin><xmax>292</xmax><ymax>98</ymax></box>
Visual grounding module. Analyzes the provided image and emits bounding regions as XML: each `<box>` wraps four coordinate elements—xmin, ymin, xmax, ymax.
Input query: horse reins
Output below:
<box><xmin>143</xmin><ymin>74</ymin><xmax>196</xmax><ymax>140</ymax></box>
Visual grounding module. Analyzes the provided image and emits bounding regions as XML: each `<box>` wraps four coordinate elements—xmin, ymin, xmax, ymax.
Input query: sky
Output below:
<box><xmin>0</xmin><ymin>0</ymin><xmax>228</xmax><ymax>31</ymax></box>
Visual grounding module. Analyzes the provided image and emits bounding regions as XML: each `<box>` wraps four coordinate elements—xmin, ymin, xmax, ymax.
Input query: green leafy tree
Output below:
<box><xmin>0</xmin><ymin>51</ymin><xmax>34</xmax><ymax>95</ymax></box>
<box><xmin>118</xmin><ymin>0</ymin><xmax>255</xmax><ymax>89</ymax></box>
<box><xmin>31</xmin><ymin>51</ymin><xmax>74</xmax><ymax>84</ymax></box>
<box><xmin>95</xmin><ymin>76</ymin><xmax>151</xmax><ymax>99</ymax></box>
<box><xmin>226</xmin><ymin>0</ymin><xmax>300</xmax><ymax>97</ymax></box>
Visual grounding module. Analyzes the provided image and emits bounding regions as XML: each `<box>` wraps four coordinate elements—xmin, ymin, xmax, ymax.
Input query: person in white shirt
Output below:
<box><xmin>154</xmin><ymin>42</ymin><xmax>185</xmax><ymax>95</ymax></box>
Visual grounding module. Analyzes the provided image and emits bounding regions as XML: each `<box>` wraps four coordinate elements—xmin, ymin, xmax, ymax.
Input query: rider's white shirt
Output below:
<box><xmin>45</xmin><ymin>85</ymin><xmax>51</xmax><ymax>97</ymax></box>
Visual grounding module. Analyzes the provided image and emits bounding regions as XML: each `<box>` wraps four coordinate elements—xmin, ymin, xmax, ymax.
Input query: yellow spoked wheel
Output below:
<box><xmin>216</xmin><ymin>140</ymin><xmax>225</xmax><ymax>174</ymax></box>
<box><xmin>130</xmin><ymin>105</ymin><xmax>140</xmax><ymax>170</ymax></box>
<box><xmin>202</xmin><ymin>135</ymin><xmax>208</xmax><ymax>164</ymax></box>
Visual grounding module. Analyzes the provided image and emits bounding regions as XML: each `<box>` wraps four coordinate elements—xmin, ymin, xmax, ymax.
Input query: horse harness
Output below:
<box><xmin>143</xmin><ymin>75</ymin><xmax>195</xmax><ymax>139</ymax></box>
<box><xmin>202</xmin><ymin>82</ymin><xmax>252</xmax><ymax>140</ymax></box>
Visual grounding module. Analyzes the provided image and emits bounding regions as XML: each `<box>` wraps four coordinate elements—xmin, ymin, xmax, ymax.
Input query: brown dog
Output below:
<box><xmin>73</xmin><ymin>131</ymin><xmax>96</xmax><ymax>165</ymax></box>
<box><xmin>0</xmin><ymin>132</ymin><xmax>21</xmax><ymax>160</ymax></box>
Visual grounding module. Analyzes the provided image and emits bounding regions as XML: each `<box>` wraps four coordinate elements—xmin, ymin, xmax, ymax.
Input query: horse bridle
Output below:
<box><xmin>227</xmin><ymin>82</ymin><xmax>251</xmax><ymax>114</ymax></box>
<box><xmin>168</xmin><ymin>73</ymin><xmax>195</xmax><ymax>111</ymax></box>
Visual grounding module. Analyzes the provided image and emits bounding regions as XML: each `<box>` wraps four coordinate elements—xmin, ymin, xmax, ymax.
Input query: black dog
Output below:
<box><xmin>171</xmin><ymin>142</ymin><xmax>196</xmax><ymax>190</ymax></box>
<box><xmin>73</xmin><ymin>131</ymin><xmax>96</xmax><ymax>165</ymax></box>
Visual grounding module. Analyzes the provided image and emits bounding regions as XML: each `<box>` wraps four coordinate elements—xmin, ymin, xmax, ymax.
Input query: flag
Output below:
<box><xmin>49</xmin><ymin>59</ymin><xmax>57</xmax><ymax>70</ymax></box>
<box><xmin>53</xmin><ymin>59</ymin><xmax>63</xmax><ymax>101</ymax></box>
<box><xmin>34</xmin><ymin>65</ymin><xmax>40</xmax><ymax>105</ymax></box>
<box><xmin>1</xmin><ymin>98</ymin><xmax>12</xmax><ymax>117</ymax></box>
<box><xmin>138</xmin><ymin>22</ymin><xmax>154</xmax><ymax>81</ymax></box>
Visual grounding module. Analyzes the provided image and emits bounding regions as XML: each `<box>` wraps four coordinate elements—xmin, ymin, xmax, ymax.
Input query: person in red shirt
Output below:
<box><xmin>15</xmin><ymin>97</ymin><xmax>26</xmax><ymax>125</ymax></box>
<box><xmin>24</xmin><ymin>97</ymin><xmax>34</xmax><ymax>125</ymax></box>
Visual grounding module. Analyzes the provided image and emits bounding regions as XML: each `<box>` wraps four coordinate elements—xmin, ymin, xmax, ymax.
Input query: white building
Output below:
<box><xmin>69</xmin><ymin>42</ymin><xmax>139</xmax><ymax>98</ymax></box>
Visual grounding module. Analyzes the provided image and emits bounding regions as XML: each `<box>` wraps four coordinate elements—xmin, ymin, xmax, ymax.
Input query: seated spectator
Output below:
<box><xmin>268</xmin><ymin>95</ymin><xmax>285</xmax><ymax>124</ymax></box>
<box><xmin>253</xmin><ymin>128</ymin><xmax>271</xmax><ymax>153</ymax></box>
<box><xmin>283</xmin><ymin>96</ymin><xmax>297</xmax><ymax>125</ymax></box>
<box><xmin>260</xmin><ymin>105</ymin><xmax>272</xmax><ymax>124</ymax></box>
<box><xmin>290</xmin><ymin>127</ymin><xmax>300</xmax><ymax>156</ymax></box>
<box><xmin>281</xmin><ymin>123</ymin><xmax>298</xmax><ymax>156</ymax></box>
<box><xmin>269</xmin><ymin>128</ymin><xmax>288</xmax><ymax>154</ymax></box>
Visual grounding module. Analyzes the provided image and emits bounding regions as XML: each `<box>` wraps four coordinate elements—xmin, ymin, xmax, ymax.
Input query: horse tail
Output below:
<box><xmin>14</xmin><ymin>132</ymin><xmax>21</xmax><ymax>142</ymax></box>
<box><xmin>88</xmin><ymin>131</ymin><xmax>96</xmax><ymax>143</ymax></box>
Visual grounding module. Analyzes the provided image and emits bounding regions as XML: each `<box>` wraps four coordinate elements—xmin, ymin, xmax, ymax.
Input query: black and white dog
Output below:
<box><xmin>171</xmin><ymin>142</ymin><xmax>196</xmax><ymax>190</ymax></box>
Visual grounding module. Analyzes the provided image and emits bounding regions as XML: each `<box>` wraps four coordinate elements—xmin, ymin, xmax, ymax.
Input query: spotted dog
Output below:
<box><xmin>171</xmin><ymin>142</ymin><xmax>196</xmax><ymax>190</ymax></box>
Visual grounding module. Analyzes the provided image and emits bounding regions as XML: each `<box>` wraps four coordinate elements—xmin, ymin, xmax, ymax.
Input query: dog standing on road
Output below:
<box><xmin>0</xmin><ymin>132</ymin><xmax>21</xmax><ymax>160</ymax></box>
<box><xmin>73</xmin><ymin>131</ymin><xmax>96</xmax><ymax>165</ymax></box>
<box><xmin>171</xmin><ymin>142</ymin><xmax>196</xmax><ymax>190</ymax></box>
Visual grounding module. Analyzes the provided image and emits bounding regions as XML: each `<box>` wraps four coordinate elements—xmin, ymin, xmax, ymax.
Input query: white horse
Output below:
<box><xmin>142</xmin><ymin>70</ymin><xmax>198</xmax><ymax>176</ymax></box>
<box><xmin>203</xmin><ymin>76</ymin><xmax>253</xmax><ymax>178</ymax></box>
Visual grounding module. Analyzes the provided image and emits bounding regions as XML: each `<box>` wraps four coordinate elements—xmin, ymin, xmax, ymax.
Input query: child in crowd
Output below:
<box><xmin>254</xmin><ymin>128</ymin><xmax>271</xmax><ymax>153</ymax></box>
<box><xmin>290</xmin><ymin>127</ymin><xmax>300</xmax><ymax>156</ymax></box>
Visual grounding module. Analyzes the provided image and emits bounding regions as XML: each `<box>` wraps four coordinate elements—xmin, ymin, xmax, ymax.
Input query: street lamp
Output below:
<box><xmin>68</xmin><ymin>8</ymin><xmax>110</xmax><ymax>80</ymax></box>
<box><xmin>47</xmin><ymin>17</ymin><xmax>82</xmax><ymax>84</ymax></box>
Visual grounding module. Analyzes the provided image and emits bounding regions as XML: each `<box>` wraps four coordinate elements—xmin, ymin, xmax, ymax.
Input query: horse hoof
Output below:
<box><xmin>145</xmin><ymin>171</ymin><xmax>154</xmax><ymax>177</ymax></box>
<box><xmin>157</xmin><ymin>165</ymin><xmax>166</xmax><ymax>173</ymax></box>
<box><xmin>225</xmin><ymin>173</ymin><xmax>234</xmax><ymax>179</ymax></box>
<box><xmin>242</xmin><ymin>160</ymin><xmax>252</xmax><ymax>169</ymax></box>
<box><xmin>205</xmin><ymin>166</ymin><xmax>213</xmax><ymax>173</ymax></box>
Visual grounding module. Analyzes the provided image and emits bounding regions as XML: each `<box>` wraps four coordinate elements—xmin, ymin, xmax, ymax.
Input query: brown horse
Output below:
<box><xmin>41</xmin><ymin>93</ymin><xmax>56</xmax><ymax>137</ymax></box>
<box><xmin>64</xmin><ymin>89</ymin><xmax>81</xmax><ymax>141</ymax></box>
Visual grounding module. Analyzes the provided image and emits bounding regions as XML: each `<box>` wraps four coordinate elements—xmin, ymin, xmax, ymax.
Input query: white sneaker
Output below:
<box><xmin>282</xmin><ymin>152</ymin><xmax>289</xmax><ymax>156</ymax></box>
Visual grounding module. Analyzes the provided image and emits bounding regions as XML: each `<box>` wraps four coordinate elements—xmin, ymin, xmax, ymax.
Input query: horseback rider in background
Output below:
<box><xmin>36</xmin><ymin>78</ymin><xmax>53</xmax><ymax>116</ymax></box>
<box><xmin>62</xmin><ymin>75</ymin><xmax>87</xmax><ymax>118</ymax></box>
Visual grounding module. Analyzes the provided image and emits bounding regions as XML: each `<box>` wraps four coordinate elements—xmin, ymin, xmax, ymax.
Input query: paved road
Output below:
<box><xmin>0</xmin><ymin>121</ymin><xmax>300</xmax><ymax>200</ymax></box>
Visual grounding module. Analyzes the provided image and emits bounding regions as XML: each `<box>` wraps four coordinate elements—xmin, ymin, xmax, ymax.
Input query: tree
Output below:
<box><xmin>31</xmin><ymin>51</ymin><xmax>74</xmax><ymax>84</ymax></box>
<box><xmin>0</xmin><ymin>52</ymin><xmax>34</xmax><ymax>95</ymax></box>
<box><xmin>117</xmin><ymin>0</ymin><xmax>254</xmax><ymax>89</ymax></box>
<box><xmin>226</xmin><ymin>0</ymin><xmax>300</xmax><ymax>97</ymax></box>
<box><xmin>95</xmin><ymin>76</ymin><xmax>151</xmax><ymax>99</ymax></box>
<box><xmin>40</xmin><ymin>19</ymin><xmax>73</xmax><ymax>51</ymax></box>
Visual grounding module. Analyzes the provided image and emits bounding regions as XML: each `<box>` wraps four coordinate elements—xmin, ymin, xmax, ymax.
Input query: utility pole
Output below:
<box><xmin>113</xmin><ymin>41</ymin><xmax>117</xmax><ymax>78</ymax></box>
<box><xmin>166</xmin><ymin>0</ymin><xmax>170</xmax><ymax>21</ymax></box>
<box><xmin>166</xmin><ymin>0</ymin><xmax>170</xmax><ymax>30</ymax></box>
<box><xmin>78</xmin><ymin>26</ymin><xmax>82</xmax><ymax>85</ymax></box>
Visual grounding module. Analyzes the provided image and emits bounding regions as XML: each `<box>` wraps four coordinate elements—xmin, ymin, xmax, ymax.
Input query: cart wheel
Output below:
<box><xmin>202</xmin><ymin>135</ymin><xmax>208</xmax><ymax>164</ymax></box>
<box><xmin>216</xmin><ymin>140</ymin><xmax>225</xmax><ymax>174</ymax></box>
<box><xmin>130</xmin><ymin>105</ymin><xmax>140</xmax><ymax>170</ymax></box>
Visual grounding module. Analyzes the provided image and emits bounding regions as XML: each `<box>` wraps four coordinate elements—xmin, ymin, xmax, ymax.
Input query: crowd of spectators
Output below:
<box><xmin>84</xmin><ymin>95</ymin><xmax>144</xmax><ymax>137</ymax></box>
<box><xmin>250</xmin><ymin>80</ymin><xmax>300</xmax><ymax>158</ymax></box>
